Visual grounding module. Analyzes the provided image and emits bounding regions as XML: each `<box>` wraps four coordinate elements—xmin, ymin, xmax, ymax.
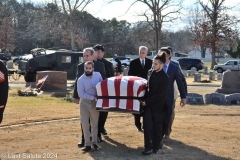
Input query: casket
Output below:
<box><xmin>96</xmin><ymin>76</ymin><xmax>147</xmax><ymax>114</ymax></box>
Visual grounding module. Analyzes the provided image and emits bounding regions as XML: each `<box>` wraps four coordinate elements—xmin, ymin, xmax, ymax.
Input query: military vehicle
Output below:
<box><xmin>18</xmin><ymin>48</ymin><xmax>83</xmax><ymax>82</ymax></box>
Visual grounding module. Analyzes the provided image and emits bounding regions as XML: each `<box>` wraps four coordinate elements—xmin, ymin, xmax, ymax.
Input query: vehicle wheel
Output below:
<box><xmin>190</xmin><ymin>66</ymin><xmax>197</xmax><ymax>71</ymax></box>
<box><xmin>217</xmin><ymin>68</ymin><xmax>223</xmax><ymax>73</ymax></box>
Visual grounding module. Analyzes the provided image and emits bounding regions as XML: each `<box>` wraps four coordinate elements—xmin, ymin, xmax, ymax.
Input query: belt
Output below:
<box><xmin>81</xmin><ymin>98</ymin><xmax>95</xmax><ymax>102</ymax></box>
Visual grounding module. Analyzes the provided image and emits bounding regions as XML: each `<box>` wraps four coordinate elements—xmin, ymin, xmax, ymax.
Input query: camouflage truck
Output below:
<box><xmin>18</xmin><ymin>48</ymin><xmax>83</xmax><ymax>82</ymax></box>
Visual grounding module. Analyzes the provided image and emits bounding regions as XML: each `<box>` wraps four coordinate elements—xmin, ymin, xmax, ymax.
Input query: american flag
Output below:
<box><xmin>36</xmin><ymin>75</ymin><xmax>48</xmax><ymax>86</ymax></box>
<box><xmin>0</xmin><ymin>70</ymin><xmax>5</xmax><ymax>82</ymax></box>
<box><xmin>96</xmin><ymin>76</ymin><xmax>147</xmax><ymax>112</ymax></box>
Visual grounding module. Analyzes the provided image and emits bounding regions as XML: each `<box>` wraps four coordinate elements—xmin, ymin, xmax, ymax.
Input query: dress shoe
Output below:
<box><xmin>81</xmin><ymin>146</ymin><xmax>91</xmax><ymax>152</ymax></box>
<box><xmin>77</xmin><ymin>141</ymin><xmax>85</xmax><ymax>148</ymax></box>
<box><xmin>153</xmin><ymin>149</ymin><xmax>159</xmax><ymax>154</ymax></box>
<box><xmin>92</xmin><ymin>144</ymin><xmax>99</xmax><ymax>151</ymax></box>
<box><xmin>97</xmin><ymin>136</ymin><xmax>104</xmax><ymax>143</ymax></box>
<box><xmin>136</xmin><ymin>126</ymin><xmax>142</xmax><ymax>132</ymax></box>
<box><xmin>142</xmin><ymin>149</ymin><xmax>152</xmax><ymax>155</ymax></box>
<box><xmin>101</xmin><ymin>128</ymin><xmax>108</xmax><ymax>135</ymax></box>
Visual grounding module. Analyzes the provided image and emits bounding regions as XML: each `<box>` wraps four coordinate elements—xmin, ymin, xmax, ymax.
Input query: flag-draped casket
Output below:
<box><xmin>96</xmin><ymin>76</ymin><xmax>147</xmax><ymax>114</ymax></box>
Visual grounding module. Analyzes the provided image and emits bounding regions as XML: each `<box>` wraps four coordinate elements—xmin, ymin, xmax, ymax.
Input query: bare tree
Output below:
<box><xmin>198</xmin><ymin>0</ymin><xmax>239</xmax><ymax>68</ymax></box>
<box><xmin>109</xmin><ymin>0</ymin><xmax>183</xmax><ymax>52</ymax></box>
<box><xmin>0</xmin><ymin>17</ymin><xmax>15</xmax><ymax>51</ymax></box>
<box><xmin>60</xmin><ymin>0</ymin><xmax>93</xmax><ymax>50</ymax></box>
<box><xmin>188</xmin><ymin>6</ymin><xmax>208</xmax><ymax>58</ymax></box>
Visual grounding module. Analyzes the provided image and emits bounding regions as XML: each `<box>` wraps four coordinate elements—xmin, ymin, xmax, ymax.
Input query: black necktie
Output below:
<box><xmin>142</xmin><ymin>60</ymin><xmax>144</xmax><ymax>68</ymax></box>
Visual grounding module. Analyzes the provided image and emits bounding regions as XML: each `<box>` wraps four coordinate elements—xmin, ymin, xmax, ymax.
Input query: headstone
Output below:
<box><xmin>194</xmin><ymin>73</ymin><xmax>201</xmax><ymax>82</ymax></box>
<box><xmin>188</xmin><ymin>70</ymin><xmax>193</xmax><ymax>77</ymax></box>
<box><xmin>209</xmin><ymin>71</ymin><xmax>215</xmax><ymax>80</ymax></box>
<box><xmin>226</xmin><ymin>93</ymin><xmax>240</xmax><ymax>105</ymax></box>
<box><xmin>186</xmin><ymin>93</ymin><xmax>204</xmax><ymax>105</ymax></box>
<box><xmin>217</xmin><ymin>73</ymin><xmax>223</xmax><ymax>81</ymax></box>
<box><xmin>203</xmin><ymin>66</ymin><xmax>208</xmax><ymax>74</ymax></box>
<box><xmin>205</xmin><ymin>93</ymin><xmax>226</xmax><ymax>105</ymax></box>
<box><xmin>6</xmin><ymin>61</ymin><xmax>14</xmax><ymax>69</ymax></box>
<box><xmin>216</xmin><ymin>71</ymin><xmax>240</xmax><ymax>94</ymax></box>
<box><xmin>36</xmin><ymin>71</ymin><xmax>67</xmax><ymax>90</ymax></box>
<box><xmin>123</xmin><ymin>67</ymin><xmax>129</xmax><ymax>76</ymax></box>
<box><xmin>191</xmin><ymin>68</ymin><xmax>197</xmax><ymax>74</ymax></box>
<box><xmin>182</xmin><ymin>70</ymin><xmax>187</xmax><ymax>77</ymax></box>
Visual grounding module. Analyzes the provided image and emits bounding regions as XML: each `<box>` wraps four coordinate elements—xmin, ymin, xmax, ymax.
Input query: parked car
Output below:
<box><xmin>109</xmin><ymin>56</ymin><xmax>131</xmax><ymax>67</ymax></box>
<box><xmin>213</xmin><ymin>60</ymin><xmax>240</xmax><ymax>73</ymax></box>
<box><xmin>177</xmin><ymin>58</ymin><xmax>204</xmax><ymax>71</ymax></box>
<box><xmin>0</xmin><ymin>53</ymin><xmax>11</xmax><ymax>61</ymax></box>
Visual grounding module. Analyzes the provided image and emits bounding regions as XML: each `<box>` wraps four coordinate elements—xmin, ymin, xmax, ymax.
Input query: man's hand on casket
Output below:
<box><xmin>94</xmin><ymin>97</ymin><xmax>98</xmax><ymax>102</ymax></box>
<box><xmin>0</xmin><ymin>105</ymin><xmax>4</xmax><ymax>108</ymax></box>
<box><xmin>75</xmin><ymin>98</ymin><xmax>80</xmax><ymax>104</ymax></box>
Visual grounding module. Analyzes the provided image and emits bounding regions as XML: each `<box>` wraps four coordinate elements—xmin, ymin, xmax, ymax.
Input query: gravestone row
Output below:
<box><xmin>186</xmin><ymin>92</ymin><xmax>240</xmax><ymax>105</ymax></box>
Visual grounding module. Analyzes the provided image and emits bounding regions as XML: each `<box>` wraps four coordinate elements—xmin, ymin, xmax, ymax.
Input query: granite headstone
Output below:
<box><xmin>226</xmin><ymin>93</ymin><xmax>240</xmax><ymax>105</ymax></box>
<box><xmin>187</xmin><ymin>93</ymin><xmax>204</xmax><ymax>105</ymax></box>
<box><xmin>216</xmin><ymin>71</ymin><xmax>240</xmax><ymax>94</ymax></box>
<box><xmin>205</xmin><ymin>93</ymin><xmax>226</xmax><ymax>105</ymax></box>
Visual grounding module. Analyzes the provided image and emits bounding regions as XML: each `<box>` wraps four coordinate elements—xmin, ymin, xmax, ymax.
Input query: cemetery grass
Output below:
<box><xmin>0</xmin><ymin>87</ymin><xmax>240</xmax><ymax>160</ymax></box>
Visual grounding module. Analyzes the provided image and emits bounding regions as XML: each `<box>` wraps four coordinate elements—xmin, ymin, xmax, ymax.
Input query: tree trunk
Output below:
<box><xmin>71</xmin><ymin>29</ymin><xmax>75</xmax><ymax>50</ymax></box>
<box><xmin>200</xmin><ymin>45</ymin><xmax>206</xmax><ymax>58</ymax></box>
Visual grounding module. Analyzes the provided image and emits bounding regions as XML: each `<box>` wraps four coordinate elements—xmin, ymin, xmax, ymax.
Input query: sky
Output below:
<box><xmin>20</xmin><ymin>0</ymin><xmax>240</xmax><ymax>30</ymax></box>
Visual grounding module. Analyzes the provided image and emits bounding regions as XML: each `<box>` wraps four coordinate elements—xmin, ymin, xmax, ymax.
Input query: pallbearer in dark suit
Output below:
<box><xmin>93</xmin><ymin>44</ymin><xmax>115</xmax><ymax>142</ymax></box>
<box><xmin>128</xmin><ymin>46</ymin><xmax>152</xmax><ymax>131</ymax></box>
<box><xmin>159</xmin><ymin>47</ymin><xmax>187</xmax><ymax>146</ymax></box>
<box><xmin>0</xmin><ymin>60</ymin><xmax>8</xmax><ymax>124</ymax></box>
<box><xmin>141</xmin><ymin>53</ymin><xmax>169</xmax><ymax>155</ymax></box>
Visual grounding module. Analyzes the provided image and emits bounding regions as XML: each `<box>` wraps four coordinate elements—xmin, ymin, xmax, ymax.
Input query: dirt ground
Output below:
<box><xmin>1</xmin><ymin>88</ymin><xmax>240</xmax><ymax>160</ymax></box>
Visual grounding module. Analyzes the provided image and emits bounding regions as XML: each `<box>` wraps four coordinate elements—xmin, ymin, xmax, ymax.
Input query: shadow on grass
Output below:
<box><xmin>88</xmin><ymin>136</ymin><xmax>229</xmax><ymax>160</ymax></box>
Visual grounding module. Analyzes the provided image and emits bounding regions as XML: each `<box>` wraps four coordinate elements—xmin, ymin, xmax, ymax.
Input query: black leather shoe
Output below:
<box><xmin>101</xmin><ymin>128</ymin><xmax>108</xmax><ymax>135</ymax></box>
<box><xmin>137</xmin><ymin>127</ymin><xmax>142</xmax><ymax>132</ymax></box>
<box><xmin>153</xmin><ymin>149</ymin><xmax>159</xmax><ymax>154</ymax></box>
<box><xmin>97</xmin><ymin>136</ymin><xmax>104</xmax><ymax>143</ymax></box>
<box><xmin>142</xmin><ymin>149</ymin><xmax>152</xmax><ymax>155</ymax></box>
<box><xmin>78</xmin><ymin>141</ymin><xmax>85</xmax><ymax>148</ymax></box>
<box><xmin>81</xmin><ymin>146</ymin><xmax>91</xmax><ymax>152</ymax></box>
<box><xmin>92</xmin><ymin>144</ymin><xmax>99</xmax><ymax>151</ymax></box>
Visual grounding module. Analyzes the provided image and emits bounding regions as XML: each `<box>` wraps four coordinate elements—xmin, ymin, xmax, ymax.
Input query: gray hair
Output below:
<box><xmin>83</xmin><ymin>47</ymin><xmax>95</xmax><ymax>56</ymax></box>
<box><xmin>139</xmin><ymin>46</ymin><xmax>148</xmax><ymax>52</ymax></box>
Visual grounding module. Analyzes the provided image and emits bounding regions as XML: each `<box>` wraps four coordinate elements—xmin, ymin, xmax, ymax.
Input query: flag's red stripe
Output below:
<box><xmin>114</xmin><ymin>76</ymin><xmax>122</xmax><ymax>108</ymax></box>
<box><xmin>126</xmin><ymin>78</ymin><xmax>135</xmax><ymax>111</ymax></box>
<box><xmin>101</xmin><ymin>79</ymin><xmax>109</xmax><ymax>107</ymax></box>
<box><xmin>137</xmin><ymin>83</ymin><xmax>146</xmax><ymax>102</ymax></box>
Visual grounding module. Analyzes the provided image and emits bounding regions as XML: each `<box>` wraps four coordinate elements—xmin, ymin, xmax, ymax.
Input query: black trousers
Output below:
<box><xmin>97</xmin><ymin>111</ymin><xmax>108</xmax><ymax>136</ymax></box>
<box><xmin>133</xmin><ymin>113</ymin><xmax>141</xmax><ymax>128</ymax></box>
<box><xmin>162</xmin><ymin>103</ymin><xmax>174</xmax><ymax>139</ymax></box>
<box><xmin>143</xmin><ymin>107</ymin><xmax>165</xmax><ymax>150</ymax></box>
<box><xmin>0</xmin><ymin>106</ymin><xmax>5</xmax><ymax>124</ymax></box>
<box><xmin>80</xmin><ymin>111</ymin><xmax>108</xmax><ymax>140</ymax></box>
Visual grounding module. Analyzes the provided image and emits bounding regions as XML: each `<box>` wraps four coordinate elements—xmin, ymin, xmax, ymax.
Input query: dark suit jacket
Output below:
<box><xmin>170</xmin><ymin>60</ymin><xmax>188</xmax><ymax>95</ymax></box>
<box><xmin>0</xmin><ymin>60</ymin><xmax>8</xmax><ymax>106</ymax></box>
<box><xmin>98</xmin><ymin>58</ymin><xmax>114</xmax><ymax>78</ymax></box>
<box><xmin>73</xmin><ymin>60</ymin><xmax>106</xmax><ymax>98</ymax></box>
<box><xmin>145</xmin><ymin>69</ymin><xmax>169</xmax><ymax>112</ymax></box>
<box><xmin>128</xmin><ymin>58</ymin><xmax>152</xmax><ymax>79</ymax></box>
<box><xmin>165</xmin><ymin>62</ymin><xmax>187</xmax><ymax>108</ymax></box>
